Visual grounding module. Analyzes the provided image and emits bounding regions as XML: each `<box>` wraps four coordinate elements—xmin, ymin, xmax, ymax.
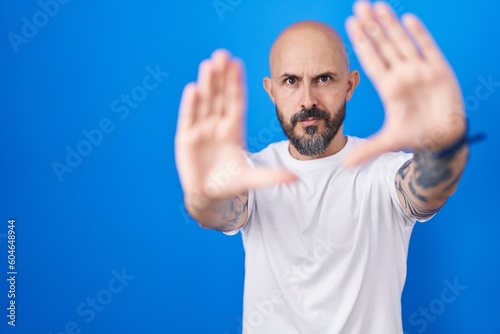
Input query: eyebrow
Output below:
<box><xmin>279</xmin><ymin>71</ymin><xmax>339</xmax><ymax>80</ymax></box>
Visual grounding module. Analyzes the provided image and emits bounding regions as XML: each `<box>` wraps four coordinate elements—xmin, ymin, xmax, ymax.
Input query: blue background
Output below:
<box><xmin>1</xmin><ymin>0</ymin><xmax>499</xmax><ymax>333</ymax></box>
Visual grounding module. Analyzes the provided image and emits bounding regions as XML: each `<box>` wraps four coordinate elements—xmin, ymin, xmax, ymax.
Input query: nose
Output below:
<box><xmin>300</xmin><ymin>84</ymin><xmax>318</xmax><ymax>110</ymax></box>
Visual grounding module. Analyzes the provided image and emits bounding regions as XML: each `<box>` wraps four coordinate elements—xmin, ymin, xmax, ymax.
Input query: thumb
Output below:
<box><xmin>344</xmin><ymin>132</ymin><xmax>396</xmax><ymax>168</ymax></box>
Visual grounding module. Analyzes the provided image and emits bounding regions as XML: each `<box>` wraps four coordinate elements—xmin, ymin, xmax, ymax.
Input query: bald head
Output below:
<box><xmin>269</xmin><ymin>21</ymin><xmax>349</xmax><ymax>78</ymax></box>
<box><xmin>263</xmin><ymin>20</ymin><xmax>360</xmax><ymax>160</ymax></box>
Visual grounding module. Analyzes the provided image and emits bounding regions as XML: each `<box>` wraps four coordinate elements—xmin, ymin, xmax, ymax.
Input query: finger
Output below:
<box><xmin>402</xmin><ymin>14</ymin><xmax>444</xmax><ymax>64</ymax></box>
<box><xmin>344</xmin><ymin>132</ymin><xmax>397</xmax><ymax>167</ymax></box>
<box><xmin>225</xmin><ymin>59</ymin><xmax>246</xmax><ymax>124</ymax></box>
<box><xmin>197</xmin><ymin>59</ymin><xmax>215</xmax><ymax>119</ymax></box>
<box><xmin>345</xmin><ymin>16</ymin><xmax>386</xmax><ymax>79</ymax></box>
<box><xmin>372</xmin><ymin>2</ymin><xmax>419</xmax><ymax>60</ymax></box>
<box><xmin>353</xmin><ymin>1</ymin><xmax>399</xmax><ymax>65</ymax></box>
<box><xmin>177</xmin><ymin>82</ymin><xmax>199</xmax><ymax>132</ymax></box>
<box><xmin>202</xmin><ymin>168</ymin><xmax>297</xmax><ymax>201</ymax></box>
<box><xmin>211</xmin><ymin>49</ymin><xmax>230</xmax><ymax>118</ymax></box>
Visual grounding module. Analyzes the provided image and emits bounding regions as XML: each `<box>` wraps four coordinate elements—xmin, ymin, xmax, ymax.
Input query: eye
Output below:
<box><xmin>284</xmin><ymin>77</ymin><xmax>298</xmax><ymax>85</ymax></box>
<box><xmin>318</xmin><ymin>75</ymin><xmax>331</xmax><ymax>83</ymax></box>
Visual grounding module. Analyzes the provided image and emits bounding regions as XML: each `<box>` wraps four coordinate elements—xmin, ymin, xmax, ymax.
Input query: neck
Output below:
<box><xmin>288</xmin><ymin>130</ymin><xmax>347</xmax><ymax>160</ymax></box>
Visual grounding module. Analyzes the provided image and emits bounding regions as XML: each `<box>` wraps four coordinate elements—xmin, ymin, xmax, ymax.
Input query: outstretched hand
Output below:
<box><xmin>175</xmin><ymin>50</ymin><xmax>296</xmax><ymax>209</ymax></box>
<box><xmin>344</xmin><ymin>1</ymin><xmax>466</xmax><ymax>167</ymax></box>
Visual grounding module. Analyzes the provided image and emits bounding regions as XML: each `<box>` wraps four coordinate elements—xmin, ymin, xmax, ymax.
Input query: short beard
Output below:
<box><xmin>276</xmin><ymin>102</ymin><xmax>346</xmax><ymax>157</ymax></box>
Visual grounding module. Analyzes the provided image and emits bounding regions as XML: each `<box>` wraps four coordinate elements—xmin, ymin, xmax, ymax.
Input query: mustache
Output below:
<box><xmin>290</xmin><ymin>106</ymin><xmax>330</xmax><ymax>125</ymax></box>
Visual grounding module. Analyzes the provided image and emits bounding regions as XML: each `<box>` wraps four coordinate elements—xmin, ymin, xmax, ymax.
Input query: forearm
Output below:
<box><xmin>184</xmin><ymin>190</ymin><xmax>249</xmax><ymax>232</ymax></box>
<box><xmin>395</xmin><ymin>139</ymin><xmax>469</xmax><ymax>220</ymax></box>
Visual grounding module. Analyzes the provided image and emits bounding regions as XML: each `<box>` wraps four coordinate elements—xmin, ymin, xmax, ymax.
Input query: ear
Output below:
<box><xmin>263</xmin><ymin>77</ymin><xmax>275</xmax><ymax>104</ymax></box>
<box><xmin>346</xmin><ymin>70</ymin><xmax>360</xmax><ymax>102</ymax></box>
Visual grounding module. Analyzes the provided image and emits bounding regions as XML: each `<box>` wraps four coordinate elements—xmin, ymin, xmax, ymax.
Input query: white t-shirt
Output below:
<box><xmin>228</xmin><ymin>136</ymin><xmax>417</xmax><ymax>334</ymax></box>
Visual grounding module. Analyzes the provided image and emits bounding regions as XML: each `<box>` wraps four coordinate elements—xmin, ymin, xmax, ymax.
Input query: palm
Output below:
<box><xmin>345</xmin><ymin>2</ymin><xmax>466</xmax><ymax>166</ymax></box>
<box><xmin>175</xmin><ymin>101</ymin><xmax>250</xmax><ymax>200</ymax></box>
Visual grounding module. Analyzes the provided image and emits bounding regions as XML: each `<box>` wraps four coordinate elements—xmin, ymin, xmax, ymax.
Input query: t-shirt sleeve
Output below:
<box><xmin>382</xmin><ymin>151</ymin><xmax>418</xmax><ymax>224</ymax></box>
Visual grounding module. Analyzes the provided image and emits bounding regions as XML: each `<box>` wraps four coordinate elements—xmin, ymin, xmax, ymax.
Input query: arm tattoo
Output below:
<box><xmin>408</xmin><ymin>176</ymin><xmax>429</xmax><ymax>202</ymax></box>
<box><xmin>412</xmin><ymin>150</ymin><xmax>454</xmax><ymax>189</ymax></box>
<box><xmin>396</xmin><ymin>177</ymin><xmax>440</xmax><ymax>220</ymax></box>
<box><xmin>398</xmin><ymin>159</ymin><xmax>412</xmax><ymax>180</ymax></box>
<box><xmin>212</xmin><ymin>190</ymin><xmax>249</xmax><ymax>232</ymax></box>
<box><xmin>396</xmin><ymin>141</ymin><xmax>468</xmax><ymax>220</ymax></box>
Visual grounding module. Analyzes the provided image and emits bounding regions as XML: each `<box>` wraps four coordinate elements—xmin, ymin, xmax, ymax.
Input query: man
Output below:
<box><xmin>175</xmin><ymin>1</ymin><xmax>468</xmax><ymax>333</ymax></box>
